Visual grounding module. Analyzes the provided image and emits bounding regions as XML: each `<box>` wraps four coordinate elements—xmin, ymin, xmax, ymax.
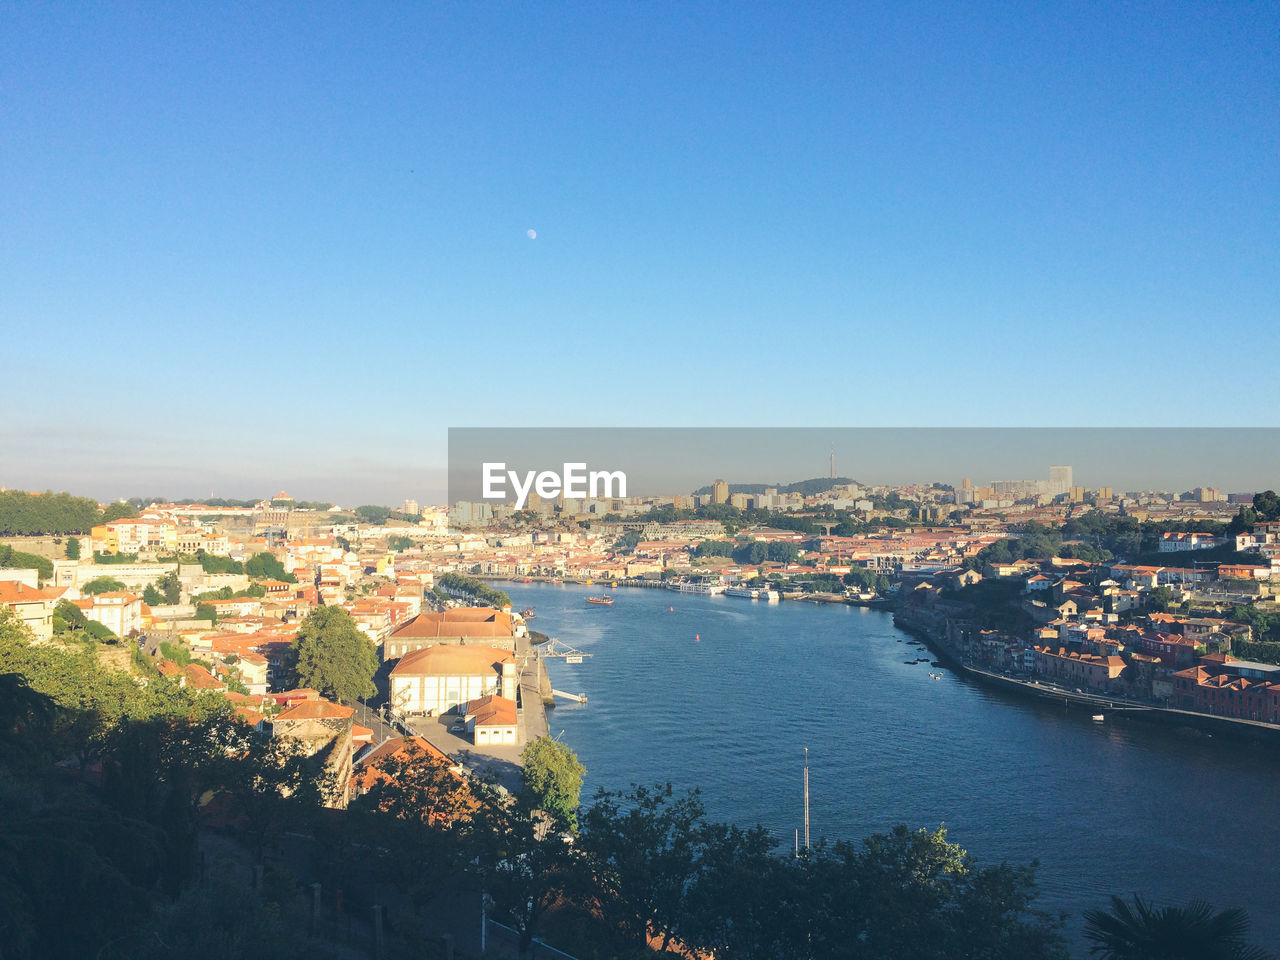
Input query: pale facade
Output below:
<box><xmin>389</xmin><ymin>645</ymin><xmax>518</xmax><ymax>716</ymax></box>
<box><xmin>0</xmin><ymin>580</ymin><xmax>56</xmax><ymax>642</ymax></box>
<box><xmin>78</xmin><ymin>591</ymin><xmax>144</xmax><ymax>637</ymax></box>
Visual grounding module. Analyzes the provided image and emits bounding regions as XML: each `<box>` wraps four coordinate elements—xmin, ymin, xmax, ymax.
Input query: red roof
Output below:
<box><xmin>274</xmin><ymin>699</ymin><xmax>355</xmax><ymax>722</ymax></box>
<box><xmin>390</xmin><ymin>608</ymin><xmax>514</xmax><ymax>639</ymax></box>
<box><xmin>0</xmin><ymin>580</ymin><xmax>55</xmax><ymax>603</ymax></box>
<box><xmin>465</xmin><ymin>694</ymin><xmax>517</xmax><ymax>727</ymax></box>
<box><xmin>390</xmin><ymin>645</ymin><xmax>514</xmax><ymax>677</ymax></box>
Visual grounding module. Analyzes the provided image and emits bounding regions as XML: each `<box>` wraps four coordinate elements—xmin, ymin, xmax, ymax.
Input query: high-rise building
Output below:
<box><xmin>1049</xmin><ymin>466</ymin><xmax>1073</xmax><ymax>497</ymax></box>
<box><xmin>400</xmin><ymin>499</ymin><xmax>420</xmax><ymax>516</ymax></box>
<box><xmin>1070</xmin><ymin>486</ymin><xmax>1088</xmax><ymax>503</ymax></box>
<box><xmin>712</xmin><ymin>479</ymin><xmax>729</xmax><ymax>504</ymax></box>
<box><xmin>1096</xmin><ymin>487</ymin><xmax>1114</xmax><ymax>500</ymax></box>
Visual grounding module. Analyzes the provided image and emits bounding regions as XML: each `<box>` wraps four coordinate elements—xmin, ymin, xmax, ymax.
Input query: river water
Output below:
<box><xmin>501</xmin><ymin>581</ymin><xmax>1280</xmax><ymax>948</ymax></box>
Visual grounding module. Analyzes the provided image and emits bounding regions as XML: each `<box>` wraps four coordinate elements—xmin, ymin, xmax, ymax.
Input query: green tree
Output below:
<box><xmin>1083</xmin><ymin>894</ymin><xmax>1272</xmax><ymax>960</ymax></box>
<box><xmin>157</xmin><ymin>571</ymin><xmax>181</xmax><ymax>605</ymax></box>
<box><xmin>802</xmin><ymin>825</ymin><xmax>1068</xmax><ymax>960</ymax></box>
<box><xmin>1253</xmin><ymin>490</ymin><xmax>1280</xmax><ymax>523</ymax></box>
<box><xmin>0</xmin><ymin>489</ymin><xmax>100</xmax><ymax>536</ymax></box>
<box><xmin>83</xmin><ymin>576</ymin><xmax>127</xmax><ymax>595</ymax></box>
<box><xmin>142</xmin><ymin>584</ymin><xmax>162</xmax><ymax>606</ymax></box>
<box><xmin>245</xmin><ymin>552</ymin><xmax>295</xmax><ymax>582</ymax></box>
<box><xmin>683</xmin><ymin>821</ymin><xmax>806</xmax><ymax>960</ymax></box>
<box><xmin>579</xmin><ymin>783</ymin><xmax>708</xmax><ymax>951</ymax></box>
<box><xmin>387</xmin><ymin>534</ymin><xmax>414</xmax><ymax>552</ymax></box>
<box><xmin>520</xmin><ymin>736</ymin><xmax>586</xmax><ymax>828</ymax></box>
<box><xmin>87</xmin><ymin>621</ymin><xmax>118</xmax><ymax>642</ymax></box>
<box><xmin>0</xmin><ymin>545</ymin><xmax>53</xmax><ymax>581</ymax></box>
<box><xmin>290</xmin><ymin>607</ymin><xmax>377</xmax><ymax>702</ymax></box>
<box><xmin>64</xmin><ymin>537</ymin><xmax>81</xmax><ymax>560</ymax></box>
<box><xmin>54</xmin><ymin>599</ymin><xmax>88</xmax><ymax>631</ymax></box>
<box><xmin>1148</xmin><ymin>586</ymin><xmax>1175</xmax><ymax>613</ymax></box>
<box><xmin>101</xmin><ymin>501</ymin><xmax>138</xmax><ymax>522</ymax></box>
<box><xmin>354</xmin><ymin>504</ymin><xmax>392</xmax><ymax>524</ymax></box>
<box><xmin>695</xmin><ymin>540</ymin><xmax>735</xmax><ymax>559</ymax></box>
<box><xmin>198</xmin><ymin>552</ymin><xmax>243</xmax><ymax>575</ymax></box>
<box><xmin>471</xmin><ymin>781</ymin><xmax>580</xmax><ymax>959</ymax></box>
<box><xmin>194</xmin><ymin>602</ymin><xmax>217</xmax><ymax>623</ymax></box>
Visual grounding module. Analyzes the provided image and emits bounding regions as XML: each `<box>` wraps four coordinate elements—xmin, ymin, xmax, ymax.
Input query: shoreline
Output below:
<box><xmin>892</xmin><ymin>616</ymin><xmax>1280</xmax><ymax>746</ymax></box>
<box><xmin>502</xmin><ymin>578</ymin><xmax>1280</xmax><ymax>747</ymax></box>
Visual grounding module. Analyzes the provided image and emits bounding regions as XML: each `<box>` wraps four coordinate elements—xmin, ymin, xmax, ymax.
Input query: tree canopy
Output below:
<box><xmin>0</xmin><ymin>490</ymin><xmax>100</xmax><ymax>535</ymax></box>
<box><xmin>290</xmin><ymin>607</ymin><xmax>377</xmax><ymax>702</ymax></box>
<box><xmin>82</xmin><ymin>576</ymin><xmax>127</xmax><ymax>595</ymax></box>
<box><xmin>1083</xmin><ymin>894</ymin><xmax>1272</xmax><ymax>960</ymax></box>
<box><xmin>244</xmin><ymin>552</ymin><xmax>296</xmax><ymax>582</ymax></box>
<box><xmin>520</xmin><ymin>736</ymin><xmax>586</xmax><ymax>828</ymax></box>
<box><xmin>0</xmin><ymin>545</ymin><xmax>53</xmax><ymax>581</ymax></box>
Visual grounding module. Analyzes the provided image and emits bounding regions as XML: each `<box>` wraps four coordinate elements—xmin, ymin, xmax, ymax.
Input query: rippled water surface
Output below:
<box><xmin>504</xmin><ymin>582</ymin><xmax>1280</xmax><ymax>947</ymax></box>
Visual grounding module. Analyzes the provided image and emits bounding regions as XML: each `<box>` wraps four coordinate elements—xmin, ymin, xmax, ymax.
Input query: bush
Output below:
<box><xmin>0</xmin><ymin>545</ymin><xmax>53</xmax><ymax>581</ymax></box>
<box><xmin>85</xmin><ymin>621</ymin><xmax>117</xmax><ymax>643</ymax></box>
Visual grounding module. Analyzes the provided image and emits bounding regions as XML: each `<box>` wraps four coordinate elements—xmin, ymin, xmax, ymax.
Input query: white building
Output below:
<box><xmin>463</xmin><ymin>694</ymin><xmax>519</xmax><ymax>745</ymax></box>
<box><xmin>388</xmin><ymin>645</ymin><xmax>518</xmax><ymax>716</ymax></box>
<box><xmin>75</xmin><ymin>591</ymin><xmax>143</xmax><ymax>638</ymax></box>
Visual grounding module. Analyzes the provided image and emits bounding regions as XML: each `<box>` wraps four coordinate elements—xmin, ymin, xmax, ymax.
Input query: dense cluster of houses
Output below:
<box><xmin>898</xmin><ymin>549</ymin><xmax>1280</xmax><ymax>725</ymax></box>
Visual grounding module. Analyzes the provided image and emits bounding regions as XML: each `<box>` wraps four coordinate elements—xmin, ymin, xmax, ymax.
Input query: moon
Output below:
<box><xmin>526</xmin><ymin>229</ymin><xmax>536</xmax><ymax>239</ymax></box>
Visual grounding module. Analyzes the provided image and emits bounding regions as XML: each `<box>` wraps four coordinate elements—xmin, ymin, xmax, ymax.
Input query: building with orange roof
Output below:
<box><xmin>0</xmin><ymin>579</ymin><xmax>57</xmax><ymax>642</ymax></box>
<box><xmin>1172</xmin><ymin>663</ymin><xmax>1280</xmax><ymax>723</ymax></box>
<box><xmin>383</xmin><ymin>607</ymin><xmax>519</xmax><ymax>660</ymax></box>
<box><xmin>75</xmin><ymin>590</ymin><xmax>143</xmax><ymax>638</ymax></box>
<box><xmin>350</xmin><ymin>736</ymin><xmax>475</xmax><ymax>823</ymax></box>
<box><xmin>389</xmin><ymin>645</ymin><xmax>518</xmax><ymax>716</ymax></box>
<box><xmin>184</xmin><ymin>663</ymin><xmax>226</xmax><ymax>692</ymax></box>
<box><xmin>1033</xmin><ymin>645</ymin><xmax>1126</xmax><ymax>691</ymax></box>
<box><xmin>462</xmin><ymin>694</ymin><xmax>518</xmax><ymax>745</ymax></box>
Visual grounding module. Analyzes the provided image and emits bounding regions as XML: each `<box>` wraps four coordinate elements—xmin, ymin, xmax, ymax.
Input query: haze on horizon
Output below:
<box><xmin>5</xmin><ymin>427</ymin><xmax>1277</xmax><ymax>508</ymax></box>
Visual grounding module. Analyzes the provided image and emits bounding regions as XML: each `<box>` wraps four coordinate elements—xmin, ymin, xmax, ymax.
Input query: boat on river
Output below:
<box><xmin>586</xmin><ymin>596</ymin><xmax>614</xmax><ymax>605</ymax></box>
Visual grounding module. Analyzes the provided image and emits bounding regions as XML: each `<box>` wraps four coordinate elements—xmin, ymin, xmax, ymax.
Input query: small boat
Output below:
<box><xmin>1092</xmin><ymin>714</ymin><xmax>1105</xmax><ymax>722</ymax></box>
<box><xmin>586</xmin><ymin>596</ymin><xmax>614</xmax><ymax>605</ymax></box>
<box><xmin>520</xmin><ymin>607</ymin><xmax>536</xmax><ymax>619</ymax></box>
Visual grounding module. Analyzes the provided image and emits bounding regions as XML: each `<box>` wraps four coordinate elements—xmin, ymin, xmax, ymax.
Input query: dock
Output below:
<box><xmin>551</xmin><ymin>689</ymin><xmax>588</xmax><ymax>704</ymax></box>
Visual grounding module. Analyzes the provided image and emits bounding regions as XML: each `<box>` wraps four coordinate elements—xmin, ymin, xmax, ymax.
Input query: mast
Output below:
<box><xmin>803</xmin><ymin>746</ymin><xmax>810</xmax><ymax>852</ymax></box>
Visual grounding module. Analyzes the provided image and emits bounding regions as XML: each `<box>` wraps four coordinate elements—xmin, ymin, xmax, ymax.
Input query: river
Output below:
<box><xmin>500</xmin><ymin>581</ymin><xmax>1280</xmax><ymax>948</ymax></box>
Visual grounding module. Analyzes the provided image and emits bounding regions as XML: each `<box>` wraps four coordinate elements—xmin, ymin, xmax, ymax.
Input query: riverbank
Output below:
<box><xmin>893</xmin><ymin>613</ymin><xmax>1280</xmax><ymax>746</ymax></box>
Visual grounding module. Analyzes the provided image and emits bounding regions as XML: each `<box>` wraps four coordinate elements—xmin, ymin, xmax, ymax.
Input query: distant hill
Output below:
<box><xmin>691</xmin><ymin>477</ymin><xmax>858</xmax><ymax>497</ymax></box>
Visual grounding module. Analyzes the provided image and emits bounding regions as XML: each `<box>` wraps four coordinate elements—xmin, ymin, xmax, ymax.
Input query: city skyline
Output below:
<box><xmin>6</xmin><ymin>427</ymin><xmax>1277</xmax><ymax>507</ymax></box>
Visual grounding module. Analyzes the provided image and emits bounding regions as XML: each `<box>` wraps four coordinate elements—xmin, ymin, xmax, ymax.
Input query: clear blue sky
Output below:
<box><xmin>2</xmin><ymin>3</ymin><xmax>1277</xmax><ymax>502</ymax></box>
